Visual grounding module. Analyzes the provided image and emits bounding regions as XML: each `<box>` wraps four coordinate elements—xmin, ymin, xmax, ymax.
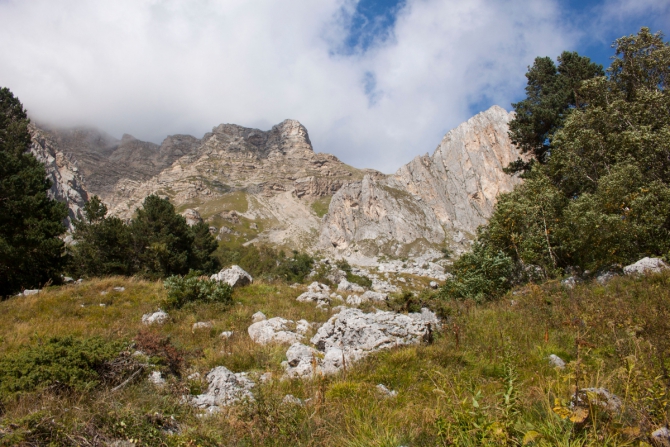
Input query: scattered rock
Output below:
<box><xmin>182</xmin><ymin>208</ymin><xmax>203</xmax><ymax>226</ymax></box>
<box><xmin>360</xmin><ymin>290</ymin><xmax>388</xmax><ymax>302</ymax></box>
<box><xmin>23</xmin><ymin>289</ymin><xmax>40</xmax><ymax>296</ymax></box>
<box><xmin>372</xmin><ymin>279</ymin><xmax>399</xmax><ymax>293</ymax></box>
<box><xmin>296</xmin><ymin>282</ymin><xmax>331</xmax><ymax>308</ymax></box>
<box><xmin>250</xmin><ymin>223</ymin><xmax>258</xmax><ymax>230</ymax></box>
<box><xmin>337</xmin><ymin>279</ymin><xmax>365</xmax><ymax>293</ymax></box>
<box><xmin>311</xmin><ymin>308</ymin><xmax>439</xmax><ymax>366</ymax></box>
<box><xmin>192</xmin><ymin>322</ymin><xmax>213</xmax><ymax>331</ymax></box>
<box><xmin>219</xmin><ymin>331</ymin><xmax>234</xmax><ymax>339</ymax></box>
<box><xmin>100</xmin><ymin>291</ymin><xmax>108</xmax><ymax>296</ymax></box>
<box><xmin>346</xmin><ymin>294</ymin><xmax>365</xmax><ymax>306</ymax></box>
<box><xmin>429</xmin><ymin>281</ymin><xmax>438</xmax><ymax>289</ymax></box>
<box><xmin>252</xmin><ymin>311</ymin><xmax>267</xmax><ymax>323</ymax></box>
<box><xmin>596</xmin><ymin>271</ymin><xmax>617</xmax><ymax>285</ymax></box>
<box><xmin>623</xmin><ymin>257</ymin><xmax>669</xmax><ymax>276</ymax></box>
<box><xmin>376</xmin><ymin>384</ymin><xmax>398</xmax><ymax>398</ymax></box>
<box><xmin>187</xmin><ymin>372</ymin><xmax>201</xmax><ymax>381</ymax></box>
<box><xmin>561</xmin><ymin>276</ymin><xmax>577</xmax><ymax>289</ymax></box>
<box><xmin>148</xmin><ymin>371</ymin><xmax>166</xmax><ymax>387</ymax></box>
<box><xmin>295</xmin><ymin>319</ymin><xmax>312</xmax><ymax>335</ymax></box>
<box><xmin>248</xmin><ymin>317</ymin><xmax>303</xmax><ymax>345</ymax></box>
<box><xmin>113</xmin><ymin>286</ymin><xmax>125</xmax><ymax>292</ymax></box>
<box><xmin>282</xmin><ymin>394</ymin><xmax>303</xmax><ymax>405</ymax></box>
<box><xmin>548</xmin><ymin>354</ymin><xmax>566</xmax><ymax>369</ymax></box>
<box><xmin>211</xmin><ymin>265</ymin><xmax>253</xmax><ymax>287</ymax></box>
<box><xmin>572</xmin><ymin>388</ymin><xmax>622</xmax><ymax>413</ymax></box>
<box><xmin>259</xmin><ymin>372</ymin><xmax>273</xmax><ymax>383</ymax></box>
<box><xmin>63</xmin><ymin>276</ymin><xmax>74</xmax><ymax>283</ymax></box>
<box><xmin>142</xmin><ymin>310</ymin><xmax>169</xmax><ymax>325</ymax></box>
<box><xmin>651</xmin><ymin>427</ymin><xmax>670</xmax><ymax>447</ymax></box>
<box><xmin>284</xmin><ymin>343</ymin><xmax>320</xmax><ymax>379</ymax></box>
<box><xmin>191</xmin><ymin>366</ymin><xmax>255</xmax><ymax>412</ymax></box>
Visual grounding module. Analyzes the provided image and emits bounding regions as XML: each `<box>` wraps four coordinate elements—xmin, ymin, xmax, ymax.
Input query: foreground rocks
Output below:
<box><xmin>210</xmin><ymin>265</ymin><xmax>253</xmax><ymax>287</ymax></box>
<box><xmin>142</xmin><ymin>310</ymin><xmax>169</xmax><ymax>325</ymax></box>
<box><xmin>285</xmin><ymin>307</ymin><xmax>439</xmax><ymax>378</ymax></box>
<box><xmin>247</xmin><ymin>317</ymin><xmax>310</xmax><ymax>345</ymax></box>
<box><xmin>191</xmin><ymin>366</ymin><xmax>255</xmax><ymax>413</ymax></box>
<box><xmin>623</xmin><ymin>257</ymin><xmax>668</xmax><ymax>276</ymax></box>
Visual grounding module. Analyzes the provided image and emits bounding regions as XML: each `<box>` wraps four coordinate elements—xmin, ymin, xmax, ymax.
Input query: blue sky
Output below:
<box><xmin>0</xmin><ymin>0</ymin><xmax>668</xmax><ymax>173</ymax></box>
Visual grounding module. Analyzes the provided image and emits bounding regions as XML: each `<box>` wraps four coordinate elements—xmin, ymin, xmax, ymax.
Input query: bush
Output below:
<box><xmin>0</xmin><ymin>336</ymin><xmax>123</xmax><ymax>400</ymax></box>
<box><xmin>335</xmin><ymin>259</ymin><xmax>372</xmax><ymax>287</ymax></box>
<box><xmin>163</xmin><ymin>270</ymin><xmax>233</xmax><ymax>309</ymax></box>
<box><xmin>217</xmin><ymin>242</ymin><xmax>314</xmax><ymax>283</ymax></box>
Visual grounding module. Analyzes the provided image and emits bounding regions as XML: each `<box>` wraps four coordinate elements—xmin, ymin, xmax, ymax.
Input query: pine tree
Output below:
<box><xmin>0</xmin><ymin>87</ymin><xmax>68</xmax><ymax>297</ymax></box>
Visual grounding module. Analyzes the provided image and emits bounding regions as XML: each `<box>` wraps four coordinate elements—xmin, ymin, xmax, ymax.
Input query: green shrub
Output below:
<box><xmin>163</xmin><ymin>271</ymin><xmax>233</xmax><ymax>309</ymax></box>
<box><xmin>0</xmin><ymin>336</ymin><xmax>123</xmax><ymax>400</ymax></box>
<box><xmin>334</xmin><ymin>258</ymin><xmax>372</xmax><ymax>287</ymax></box>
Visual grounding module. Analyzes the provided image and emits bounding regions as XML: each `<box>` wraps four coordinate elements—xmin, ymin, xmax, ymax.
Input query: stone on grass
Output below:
<box><xmin>182</xmin><ymin>208</ymin><xmax>203</xmax><ymax>226</ymax></box>
<box><xmin>623</xmin><ymin>257</ymin><xmax>669</xmax><ymax>276</ymax></box>
<box><xmin>651</xmin><ymin>427</ymin><xmax>670</xmax><ymax>447</ymax></box>
<box><xmin>191</xmin><ymin>366</ymin><xmax>254</xmax><ymax>413</ymax></box>
<box><xmin>295</xmin><ymin>319</ymin><xmax>312</xmax><ymax>335</ymax></box>
<box><xmin>376</xmin><ymin>384</ymin><xmax>398</xmax><ymax>398</ymax></box>
<box><xmin>346</xmin><ymin>294</ymin><xmax>364</xmax><ymax>306</ymax></box>
<box><xmin>113</xmin><ymin>286</ymin><xmax>125</xmax><ymax>292</ymax></box>
<box><xmin>211</xmin><ymin>265</ymin><xmax>253</xmax><ymax>287</ymax></box>
<box><xmin>142</xmin><ymin>310</ymin><xmax>169</xmax><ymax>325</ymax></box>
<box><xmin>192</xmin><ymin>321</ymin><xmax>213</xmax><ymax>331</ymax></box>
<box><xmin>429</xmin><ymin>281</ymin><xmax>438</xmax><ymax>289</ymax></box>
<box><xmin>596</xmin><ymin>271</ymin><xmax>616</xmax><ymax>285</ymax></box>
<box><xmin>219</xmin><ymin>331</ymin><xmax>234</xmax><ymax>339</ymax></box>
<box><xmin>372</xmin><ymin>279</ymin><xmax>399</xmax><ymax>293</ymax></box>
<box><xmin>572</xmin><ymin>388</ymin><xmax>622</xmax><ymax>413</ymax></box>
<box><xmin>149</xmin><ymin>371</ymin><xmax>165</xmax><ymax>387</ymax></box>
<box><xmin>284</xmin><ymin>343</ymin><xmax>320</xmax><ymax>379</ymax></box>
<box><xmin>23</xmin><ymin>289</ymin><xmax>40</xmax><ymax>296</ymax></box>
<box><xmin>248</xmin><ymin>317</ymin><xmax>303</xmax><ymax>345</ymax></box>
<box><xmin>296</xmin><ymin>282</ymin><xmax>331</xmax><ymax>308</ymax></box>
<box><xmin>337</xmin><ymin>279</ymin><xmax>365</xmax><ymax>293</ymax></box>
<box><xmin>360</xmin><ymin>290</ymin><xmax>388</xmax><ymax>302</ymax></box>
<box><xmin>252</xmin><ymin>311</ymin><xmax>267</xmax><ymax>322</ymax></box>
<box><xmin>561</xmin><ymin>277</ymin><xmax>577</xmax><ymax>289</ymax></box>
<box><xmin>282</xmin><ymin>394</ymin><xmax>303</xmax><ymax>405</ymax></box>
<box><xmin>548</xmin><ymin>354</ymin><xmax>566</xmax><ymax>369</ymax></box>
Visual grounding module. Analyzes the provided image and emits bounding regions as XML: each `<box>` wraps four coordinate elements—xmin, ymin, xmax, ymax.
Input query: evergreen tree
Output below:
<box><xmin>0</xmin><ymin>87</ymin><xmax>68</xmax><ymax>297</ymax></box>
<box><xmin>70</xmin><ymin>196</ymin><xmax>134</xmax><ymax>277</ymax></box>
<box><xmin>189</xmin><ymin>221</ymin><xmax>220</xmax><ymax>274</ymax></box>
<box><xmin>130</xmin><ymin>195</ymin><xmax>195</xmax><ymax>278</ymax></box>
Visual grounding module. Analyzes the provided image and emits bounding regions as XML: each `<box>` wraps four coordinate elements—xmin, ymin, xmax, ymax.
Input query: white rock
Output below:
<box><xmin>113</xmin><ymin>286</ymin><xmax>125</xmax><ymax>292</ymax></box>
<box><xmin>372</xmin><ymin>279</ymin><xmax>399</xmax><ymax>293</ymax></box>
<box><xmin>310</xmin><ymin>308</ymin><xmax>439</xmax><ymax>368</ymax></box>
<box><xmin>548</xmin><ymin>354</ymin><xmax>566</xmax><ymax>369</ymax></box>
<box><xmin>282</xmin><ymin>394</ymin><xmax>303</xmax><ymax>405</ymax></box>
<box><xmin>182</xmin><ymin>208</ymin><xmax>203</xmax><ymax>226</ymax></box>
<box><xmin>561</xmin><ymin>276</ymin><xmax>577</xmax><ymax>289</ymax></box>
<box><xmin>429</xmin><ymin>281</ymin><xmax>438</xmax><ymax>289</ymax></box>
<box><xmin>148</xmin><ymin>371</ymin><xmax>165</xmax><ymax>387</ymax></box>
<box><xmin>219</xmin><ymin>331</ymin><xmax>234</xmax><ymax>339</ymax></box>
<box><xmin>296</xmin><ymin>290</ymin><xmax>331</xmax><ymax>307</ymax></box>
<box><xmin>187</xmin><ymin>372</ymin><xmax>201</xmax><ymax>381</ymax></box>
<box><xmin>142</xmin><ymin>310</ymin><xmax>169</xmax><ymax>325</ymax></box>
<box><xmin>251</xmin><ymin>311</ymin><xmax>267</xmax><ymax>323</ymax></box>
<box><xmin>360</xmin><ymin>290</ymin><xmax>388</xmax><ymax>302</ymax></box>
<box><xmin>623</xmin><ymin>257</ymin><xmax>669</xmax><ymax>276</ymax></box>
<box><xmin>284</xmin><ymin>343</ymin><xmax>320</xmax><ymax>379</ymax></box>
<box><xmin>572</xmin><ymin>388</ymin><xmax>622</xmax><ymax>412</ymax></box>
<box><xmin>596</xmin><ymin>271</ymin><xmax>616</xmax><ymax>285</ymax></box>
<box><xmin>63</xmin><ymin>276</ymin><xmax>74</xmax><ymax>283</ymax></box>
<box><xmin>652</xmin><ymin>427</ymin><xmax>670</xmax><ymax>447</ymax></box>
<box><xmin>295</xmin><ymin>319</ymin><xmax>312</xmax><ymax>335</ymax></box>
<box><xmin>259</xmin><ymin>372</ymin><xmax>273</xmax><ymax>383</ymax></box>
<box><xmin>376</xmin><ymin>384</ymin><xmax>398</xmax><ymax>398</ymax></box>
<box><xmin>211</xmin><ymin>265</ymin><xmax>253</xmax><ymax>287</ymax></box>
<box><xmin>331</xmin><ymin>305</ymin><xmax>348</xmax><ymax>313</ymax></box>
<box><xmin>307</xmin><ymin>281</ymin><xmax>330</xmax><ymax>293</ymax></box>
<box><xmin>346</xmin><ymin>294</ymin><xmax>365</xmax><ymax>306</ymax></box>
<box><xmin>337</xmin><ymin>279</ymin><xmax>365</xmax><ymax>293</ymax></box>
<box><xmin>191</xmin><ymin>366</ymin><xmax>255</xmax><ymax>411</ymax></box>
<box><xmin>248</xmin><ymin>317</ymin><xmax>303</xmax><ymax>345</ymax></box>
<box><xmin>23</xmin><ymin>289</ymin><xmax>40</xmax><ymax>296</ymax></box>
<box><xmin>192</xmin><ymin>321</ymin><xmax>213</xmax><ymax>331</ymax></box>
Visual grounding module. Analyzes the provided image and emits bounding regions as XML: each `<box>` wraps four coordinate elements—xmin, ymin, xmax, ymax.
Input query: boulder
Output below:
<box><xmin>372</xmin><ymin>279</ymin><xmax>399</xmax><ymax>293</ymax></box>
<box><xmin>652</xmin><ymin>427</ymin><xmax>670</xmax><ymax>447</ymax></box>
<box><xmin>251</xmin><ymin>311</ymin><xmax>267</xmax><ymax>322</ymax></box>
<box><xmin>248</xmin><ymin>317</ymin><xmax>303</xmax><ymax>345</ymax></box>
<box><xmin>219</xmin><ymin>331</ymin><xmax>234</xmax><ymax>339</ymax></box>
<box><xmin>148</xmin><ymin>371</ymin><xmax>165</xmax><ymax>387</ymax></box>
<box><xmin>596</xmin><ymin>271</ymin><xmax>616</xmax><ymax>285</ymax></box>
<box><xmin>310</xmin><ymin>308</ymin><xmax>439</xmax><ymax>365</ymax></box>
<box><xmin>572</xmin><ymin>388</ymin><xmax>621</xmax><ymax>413</ymax></box>
<box><xmin>296</xmin><ymin>282</ymin><xmax>331</xmax><ymax>308</ymax></box>
<box><xmin>192</xmin><ymin>321</ymin><xmax>213</xmax><ymax>331</ymax></box>
<box><xmin>429</xmin><ymin>281</ymin><xmax>438</xmax><ymax>289</ymax></box>
<box><xmin>23</xmin><ymin>289</ymin><xmax>40</xmax><ymax>296</ymax></box>
<box><xmin>182</xmin><ymin>208</ymin><xmax>203</xmax><ymax>226</ymax></box>
<box><xmin>346</xmin><ymin>294</ymin><xmax>364</xmax><ymax>306</ymax></box>
<box><xmin>113</xmin><ymin>286</ymin><xmax>125</xmax><ymax>292</ymax></box>
<box><xmin>360</xmin><ymin>290</ymin><xmax>388</xmax><ymax>302</ymax></box>
<box><xmin>548</xmin><ymin>354</ymin><xmax>566</xmax><ymax>369</ymax></box>
<box><xmin>211</xmin><ymin>265</ymin><xmax>253</xmax><ymax>287</ymax></box>
<box><xmin>623</xmin><ymin>257</ymin><xmax>669</xmax><ymax>276</ymax></box>
<box><xmin>376</xmin><ymin>384</ymin><xmax>398</xmax><ymax>398</ymax></box>
<box><xmin>142</xmin><ymin>310</ymin><xmax>169</xmax><ymax>325</ymax></box>
<box><xmin>337</xmin><ymin>279</ymin><xmax>365</xmax><ymax>293</ymax></box>
<box><xmin>191</xmin><ymin>366</ymin><xmax>255</xmax><ymax>412</ymax></box>
<box><xmin>284</xmin><ymin>343</ymin><xmax>320</xmax><ymax>379</ymax></box>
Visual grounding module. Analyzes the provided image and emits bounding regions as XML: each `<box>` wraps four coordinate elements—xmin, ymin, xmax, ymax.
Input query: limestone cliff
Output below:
<box><xmin>29</xmin><ymin>124</ymin><xmax>89</xmax><ymax>230</ymax></box>
<box><xmin>319</xmin><ymin>106</ymin><xmax>525</xmax><ymax>257</ymax></box>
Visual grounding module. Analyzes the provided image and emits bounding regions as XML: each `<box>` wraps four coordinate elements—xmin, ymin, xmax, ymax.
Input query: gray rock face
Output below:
<box><xmin>337</xmin><ymin>278</ymin><xmax>365</xmax><ymax>293</ymax></box>
<box><xmin>296</xmin><ymin>282</ymin><xmax>332</xmax><ymax>308</ymax></box>
<box><xmin>211</xmin><ymin>265</ymin><xmax>253</xmax><ymax>287</ymax></box>
<box><xmin>319</xmin><ymin>106</ymin><xmax>525</xmax><ymax>256</ymax></box>
<box><xmin>29</xmin><ymin>125</ymin><xmax>89</xmax><ymax>230</ymax></box>
<box><xmin>623</xmin><ymin>257</ymin><xmax>669</xmax><ymax>276</ymax></box>
<box><xmin>191</xmin><ymin>366</ymin><xmax>254</xmax><ymax>412</ymax></box>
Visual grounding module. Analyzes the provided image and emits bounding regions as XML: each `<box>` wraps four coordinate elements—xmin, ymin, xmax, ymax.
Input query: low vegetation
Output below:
<box><xmin>0</xmin><ymin>271</ymin><xmax>668</xmax><ymax>445</ymax></box>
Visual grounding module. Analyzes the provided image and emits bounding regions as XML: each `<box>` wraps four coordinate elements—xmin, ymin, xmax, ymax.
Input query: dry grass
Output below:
<box><xmin>1</xmin><ymin>272</ymin><xmax>670</xmax><ymax>445</ymax></box>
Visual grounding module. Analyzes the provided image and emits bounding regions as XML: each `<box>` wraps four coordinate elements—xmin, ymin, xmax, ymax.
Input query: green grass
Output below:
<box><xmin>311</xmin><ymin>196</ymin><xmax>332</xmax><ymax>218</ymax></box>
<box><xmin>1</xmin><ymin>273</ymin><xmax>669</xmax><ymax>445</ymax></box>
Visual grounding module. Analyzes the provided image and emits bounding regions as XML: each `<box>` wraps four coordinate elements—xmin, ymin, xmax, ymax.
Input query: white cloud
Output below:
<box><xmin>1</xmin><ymin>0</ymin><xmax>580</xmax><ymax>172</ymax></box>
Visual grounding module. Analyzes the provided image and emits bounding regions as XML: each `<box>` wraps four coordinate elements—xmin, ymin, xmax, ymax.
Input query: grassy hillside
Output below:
<box><xmin>0</xmin><ymin>272</ymin><xmax>669</xmax><ymax>446</ymax></box>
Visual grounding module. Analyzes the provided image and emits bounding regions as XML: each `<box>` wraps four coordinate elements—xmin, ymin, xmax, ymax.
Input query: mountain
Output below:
<box><xmin>319</xmin><ymin>106</ymin><xmax>524</xmax><ymax>257</ymax></box>
<box><xmin>32</xmin><ymin>106</ymin><xmax>523</xmax><ymax>258</ymax></box>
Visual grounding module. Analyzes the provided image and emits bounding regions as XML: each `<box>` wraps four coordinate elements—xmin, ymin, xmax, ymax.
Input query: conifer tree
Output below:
<box><xmin>0</xmin><ymin>87</ymin><xmax>67</xmax><ymax>297</ymax></box>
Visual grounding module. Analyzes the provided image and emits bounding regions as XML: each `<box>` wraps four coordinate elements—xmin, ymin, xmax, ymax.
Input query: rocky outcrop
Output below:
<box><xmin>191</xmin><ymin>366</ymin><xmax>255</xmax><ymax>413</ymax></box>
<box><xmin>319</xmin><ymin>106</ymin><xmax>525</xmax><ymax>256</ymax></box>
<box><xmin>210</xmin><ymin>265</ymin><xmax>253</xmax><ymax>287</ymax></box>
<box><xmin>29</xmin><ymin>125</ymin><xmax>89</xmax><ymax>230</ymax></box>
<box><xmin>623</xmin><ymin>257</ymin><xmax>668</xmax><ymax>275</ymax></box>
